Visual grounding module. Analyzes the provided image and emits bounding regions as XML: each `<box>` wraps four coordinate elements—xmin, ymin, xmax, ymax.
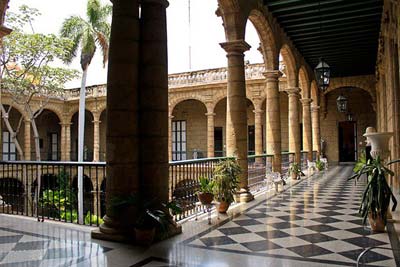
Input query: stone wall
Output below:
<box><xmin>321</xmin><ymin>88</ymin><xmax>376</xmax><ymax>163</ymax></box>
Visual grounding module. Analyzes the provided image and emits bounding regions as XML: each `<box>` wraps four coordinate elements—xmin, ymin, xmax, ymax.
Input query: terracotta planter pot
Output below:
<box><xmin>291</xmin><ymin>173</ymin><xmax>298</xmax><ymax>180</ymax></box>
<box><xmin>134</xmin><ymin>227</ymin><xmax>156</xmax><ymax>246</ymax></box>
<box><xmin>198</xmin><ymin>192</ymin><xmax>214</xmax><ymax>205</ymax></box>
<box><xmin>217</xmin><ymin>201</ymin><xmax>230</xmax><ymax>213</ymax></box>
<box><xmin>368</xmin><ymin>213</ymin><xmax>386</xmax><ymax>232</ymax></box>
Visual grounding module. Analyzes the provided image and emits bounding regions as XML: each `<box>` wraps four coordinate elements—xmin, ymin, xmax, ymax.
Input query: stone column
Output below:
<box><xmin>206</xmin><ymin>112</ymin><xmax>215</xmax><ymax>158</ymax></box>
<box><xmin>60</xmin><ymin>123</ymin><xmax>67</xmax><ymax>161</ymax></box>
<box><xmin>220</xmin><ymin>40</ymin><xmax>253</xmax><ymax>202</ymax></box>
<box><xmin>264</xmin><ymin>70</ymin><xmax>282</xmax><ymax>172</ymax></box>
<box><xmin>24</xmin><ymin>119</ymin><xmax>31</xmax><ymax>160</ymax></box>
<box><xmin>311</xmin><ymin>105</ymin><xmax>321</xmax><ymax>158</ymax></box>
<box><xmin>287</xmin><ymin>88</ymin><xmax>301</xmax><ymax>164</ymax></box>
<box><xmin>95</xmin><ymin>0</ymin><xmax>140</xmax><ymax>240</ymax></box>
<box><xmin>301</xmin><ymin>98</ymin><xmax>313</xmax><ymax>161</ymax></box>
<box><xmin>93</xmin><ymin>119</ymin><xmax>100</xmax><ymax>162</ymax></box>
<box><xmin>139</xmin><ymin>0</ymin><xmax>172</xmax><ymax>204</ymax></box>
<box><xmin>254</xmin><ymin>109</ymin><xmax>263</xmax><ymax>156</ymax></box>
<box><xmin>65</xmin><ymin>123</ymin><xmax>71</xmax><ymax>161</ymax></box>
<box><xmin>168</xmin><ymin>115</ymin><xmax>173</xmax><ymax>161</ymax></box>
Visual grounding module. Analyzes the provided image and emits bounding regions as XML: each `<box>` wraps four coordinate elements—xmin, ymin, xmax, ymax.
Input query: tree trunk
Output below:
<box><xmin>0</xmin><ymin>103</ymin><xmax>24</xmax><ymax>160</ymax></box>
<box><xmin>77</xmin><ymin>67</ymin><xmax>88</xmax><ymax>224</ymax></box>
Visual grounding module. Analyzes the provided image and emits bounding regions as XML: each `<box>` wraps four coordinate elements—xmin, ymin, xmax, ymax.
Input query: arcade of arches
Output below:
<box><xmin>0</xmin><ymin>0</ymin><xmax>399</xmax><ymax>252</ymax></box>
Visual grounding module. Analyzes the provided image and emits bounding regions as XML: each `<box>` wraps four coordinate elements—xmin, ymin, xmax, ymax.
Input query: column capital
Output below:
<box><xmin>311</xmin><ymin>106</ymin><xmax>320</xmax><ymax>112</ymax></box>
<box><xmin>24</xmin><ymin>119</ymin><xmax>31</xmax><ymax>123</ymax></box>
<box><xmin>300</xmin><ymin>98</ymin><xmax>313</xmax><ymax>105</ymax></box>
<box><xmin>169</xmin><ymin>115</ymin><xmax>174</xmax><ymax>119</ymax></box>
<box><xmin>285</xmin><ymin>87</ymin><xmax>300</xmax><ymax>96</ymax></box>
<box><xmin>92</xmin><ymin>120</ymin><xmax>101</xmax><ymax>124</ymax></box>
<box><xmin>141</xmin><ymin>0</ymin><xmax>169</xmax><ymax>8</ymax></box>
<box><xmin>60</xmin><ymin>122</ymin><xmax>72</xmax><ymax>127</ymax></box>
<box><xmin>263</xmin><ymin>70</ymin><xmax>282</xmax><ymax>80</ymax></box>
<box><xmin>253</xmin><ymin>109</ymin><xmax>263</xmax><ymax>115</ymax></box>
<box><xmin>220</xmin><ymin>40</ymin><xmax>251</xmax><ymax>54</ymax></box>
<box><xmin>205</xmin><ymin>112</ymin><xmax>216</xmax><ymax>117</ymax></box>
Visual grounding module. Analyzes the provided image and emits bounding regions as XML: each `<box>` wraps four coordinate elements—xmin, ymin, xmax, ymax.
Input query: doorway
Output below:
<box><xmin>214</xmin><ymin>127</ymin><xmax>223</xmax><ymax>157</ymax></box>
<box><xmin>338</xmin><ymin>121</ymin><xmax>357</xmax><ymax>162</ymax></box>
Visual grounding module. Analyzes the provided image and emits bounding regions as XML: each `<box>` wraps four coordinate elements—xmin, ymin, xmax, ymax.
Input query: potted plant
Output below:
<box><xmin>349</xmin><ymin>156</ymin><xmax>398</xmax><ymax>232</ymax></box>
<box><xmin>197</xmin><ymin>176</ymin><xmax>214</xmax><ymax>205</ymax></box>
<box><xmin>315</xmin><ymin>160</ymin><xmax>325</xmax><ymax>172</ymax></box>
<box><xmin>112</xmin><ymin>194</ymin><xmax>182</xmax><ymax>245</ymax></box>
<box><xmin>213</xmin><ymin>158</ymin><xmax>240</xmax><ymax>213</ymax></box>
<box><xmin>288</xmin><ymin>162</ymin><xmax>305</xmax><ymax>180</ymax></box>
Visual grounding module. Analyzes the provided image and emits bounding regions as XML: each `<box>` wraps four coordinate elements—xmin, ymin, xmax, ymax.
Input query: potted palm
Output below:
<box><xmin>197</xmin><ymin>176</ymin><xmax>214</xmax><ymax>205</ymax></box>
<box><xmin>349</xmin><ymin>157</ymin><xmax>398</xmax><ymax>232</ymax></box>
<box><xmin>213</xmin><ymin>158</ymin><xmax>240</xmax><ymax>213</ymax></box>
<box><xmin>315</xmin><ymin>160</ymin><xmax>325</xmax><ymax>172</ymax></box>
<box><xmin>289</xmin><ymin>162</ymin><xmax>305</xmax><ymax>180</ymax></box>
<box><xmin>112</xmin><ymin>194</ymin><xmax>182</xmax><ymax>245</ymax></box>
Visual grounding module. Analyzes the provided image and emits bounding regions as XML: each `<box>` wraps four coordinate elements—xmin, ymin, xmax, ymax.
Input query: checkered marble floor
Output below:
<box><xmin>0</xmin><ymin>225</ymin><xmax>111</xmax><ymax>266</ymax></box>
<box><xmin>183</xmin><ymin>166</ymin><xmax>400</xmax><ymax>266</ymax></box>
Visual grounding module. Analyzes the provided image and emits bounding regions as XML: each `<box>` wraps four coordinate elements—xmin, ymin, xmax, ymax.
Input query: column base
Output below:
<box><xmin>238</xmin><ymin>188</ymin><xmax>254</xmax><ymax>203</ymax></box>
<box><xmin>92</xmin><ymin>216</ymin><xmax>182</xmax><ymax>244</ymax></box>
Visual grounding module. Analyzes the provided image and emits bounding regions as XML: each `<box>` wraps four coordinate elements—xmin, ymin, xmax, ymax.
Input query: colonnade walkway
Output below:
<box><xmin>0</xmin><ymin>165</ymin><xmax>399</xmax><ymax>266</ymax></box>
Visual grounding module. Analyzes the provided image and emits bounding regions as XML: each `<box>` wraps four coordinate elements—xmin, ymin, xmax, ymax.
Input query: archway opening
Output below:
<box><xmin>71</xmin><ymin>110</ymin><xmax>94</xmax><ymax>161</ymax></box>
<box><xmin>171</xmin><ymin>99</ymin><xmax>207</xmax><ymax>160</ymax></box>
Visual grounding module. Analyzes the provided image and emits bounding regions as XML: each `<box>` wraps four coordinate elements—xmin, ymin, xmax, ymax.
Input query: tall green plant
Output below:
<box><xmin>213</xmin><ymin>159</ymin><xmax>240</xmax><ymax>203</ymax></box>
<box><xmin>60</xmin><ymin>0</ymin><xmax>111</xmax><ymax>164</ymax></box>
<box><xmin>349</xmin><ymin>157</ymin><xmax>398</xmax><ymax>225</ymax></box>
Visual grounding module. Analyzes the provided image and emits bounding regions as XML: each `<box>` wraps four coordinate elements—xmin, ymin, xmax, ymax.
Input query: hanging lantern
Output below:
<box><xmin>336</xmin><ymin>94</ymin><xmax>348</xmax><ymax>113</ymax></box>
<box><xmin>314</xmin><ymin>58</ymin><xmax>331</xmax><ymax>91</ymax></box>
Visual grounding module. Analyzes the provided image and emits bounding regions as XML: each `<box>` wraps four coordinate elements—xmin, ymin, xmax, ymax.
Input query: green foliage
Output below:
<box><xmin>289</xmin><ymin>162</ymin><xmax>305</xmax><ymax>177</ymax></box>
<box><xmin>1</xmin><ymin>6</ymin><xmax>79</xmax><ymax>101</ymax></box>
<box><xmin>212</xmin><ymin>159</ymin><xmax>240</xmax><ymax>203</ymax></box>
<box><xmin>40</xmin><ymin>170</ymin><xmax>78</xmax><ymax>223</ymax></box>
<box><xmin>198</xmin><ymin>176</ymin><xmax>214</xmax><ymax>194</ymax></box>
<box><xmin>84</xmin><ymin>212</ymin><xmax>104</xmax><ymax>225</ymax></box>
<box><xmin>60</xmin><ymin>0</ymin><xmax>111</xmax><ymax>69</ymax></box>
<box><xmin>111</xmin><ymin>193</ymin><xmax>182</xmax><ymax>230</ymax></box>
<box><xmin>349</xmin><ymin>157</ymin><xmax>398</xmax><ymax>225</ymax></box>
<box><xmin>315</xmin><ymin>160</ymin><xmax>325</xmax><ymax>171</ymax></box>
<box><xmin>353</xmin><ymin>153</ymin><xmax>367</xmax><ymax>173</ymax></box>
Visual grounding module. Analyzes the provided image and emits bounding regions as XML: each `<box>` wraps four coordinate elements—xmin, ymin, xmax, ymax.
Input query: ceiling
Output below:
<box><xmin>264</xmin><ymin>0</ymin><xmax>383</xmax><ymax>77</ymax></box>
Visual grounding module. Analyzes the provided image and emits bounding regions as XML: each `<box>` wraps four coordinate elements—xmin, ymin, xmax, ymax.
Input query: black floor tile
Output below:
<box><xmin>288</xmin><ymin>244</ymin><xmax>333</xmax><ymax>258</ymax></box>
<box><xmin>241</xmin><ymin>240</ymin><xmax>281</xmax><ymax>252</ymax></box>
<box><xmin>218</xmin><ymin>227</ymin><xmax>251</xmax><ymax>236</ymax></box>
<box><xmin>200</xmin><ymin>236</ymin><xmax>236</xmax><ymax>247</ymax></box>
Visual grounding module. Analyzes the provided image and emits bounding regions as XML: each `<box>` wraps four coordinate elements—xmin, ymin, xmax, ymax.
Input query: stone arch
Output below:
<box><xmin>217</xmin><ymin>0</ymin><xmax>249</xmax><ymax>41</ymax></box>
<box><xmin>280</xmin><ymin>44</ymin><xmax>298</xmax><ymax>88</ymax></box>
<box><xmin>325</xmin><ymin>75</ymin><xmax>376</xmax><ymax>102</ymax></box>
<box><xmin>1</xmin><ymin>100</ymin><xmax>28</xmax><ymax>120</ymax></box>
<box><xmin>0</xmin><ymin>178</ymin><xmax>25</xmax><ymax>212</ymax></box>
<box><xmin>70</xmin><ymin>110</ymin><xmax>95</xmax><ymax>161</ymax></box>
<box><xmin>248</xmin><ymin>9</ymin><xmax>278</xmax><ymax>70</ymax></box>
<box><xmin>172</xmin><ymin>99</ymin><xmax>208</xmax><ymax>160</ymax></box>
<box><xmin>34</xmin><ymin>105</ymin><xmax>63</xmax><ymax>123</ymax></box>
<box><xmin>34</xmin><ymin>109</ymin><xmax>62</xmax><ymax>161</ymax></box>
<box><xmin>298</xmin><ymin>66</ymin><xmax>310</xmax><ymax>99</ymax></box>
<box><xmin>169</xmin><ymin>96</ymin><xmax>207</xmax><ymax>115</ymax></box>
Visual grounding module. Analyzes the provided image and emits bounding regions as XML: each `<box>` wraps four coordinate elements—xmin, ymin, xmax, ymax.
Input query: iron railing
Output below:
<box><xmin>248</xmin><ymin>154</ymin><xmax>273</xmax><ymax>192</ymax></box>
<box><xmin>312</xmin><ymin>151</ymin><xmax>318</xmax><ymax>161</ymax></box>
<box><xmin>169</xmin><ymin>157</ymin><xmax>229</xmax><ymax>221</ymax></box>
<box><xmin>1</xmin><ymin>153</ymin><xmax>299</xmax><ymax>225</ymax></box>
<box><xmin>0</xmin><ymin>161</ymin><xmax>106</xmax><ymax>226</ymax></box>
<box><xmin>281</xmin><ymin>152</ymin><xmax>295</xmax><ymax>177</ymax></box>
<box><xmin>300</xmin><ymin>151</ymin><xmax>308</xmax><ymax>170</ymax></box>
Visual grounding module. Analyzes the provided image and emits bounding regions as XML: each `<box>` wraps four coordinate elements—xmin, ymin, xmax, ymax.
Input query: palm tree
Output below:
<box><xmin>61</xmin><ymin>0</ymin><xmax>111</xmax><ymax>163</ymax></box>
<box><xmin>60</xmin><ymin>0</ymin><xmax>111</xmax><ymax>223</ymax></box>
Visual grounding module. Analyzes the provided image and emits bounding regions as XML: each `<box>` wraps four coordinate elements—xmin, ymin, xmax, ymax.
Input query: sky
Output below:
<box><xmin>7</xmin><ymin>0</ymin><xmax>263</xmax><ymax>88</ymax></box>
